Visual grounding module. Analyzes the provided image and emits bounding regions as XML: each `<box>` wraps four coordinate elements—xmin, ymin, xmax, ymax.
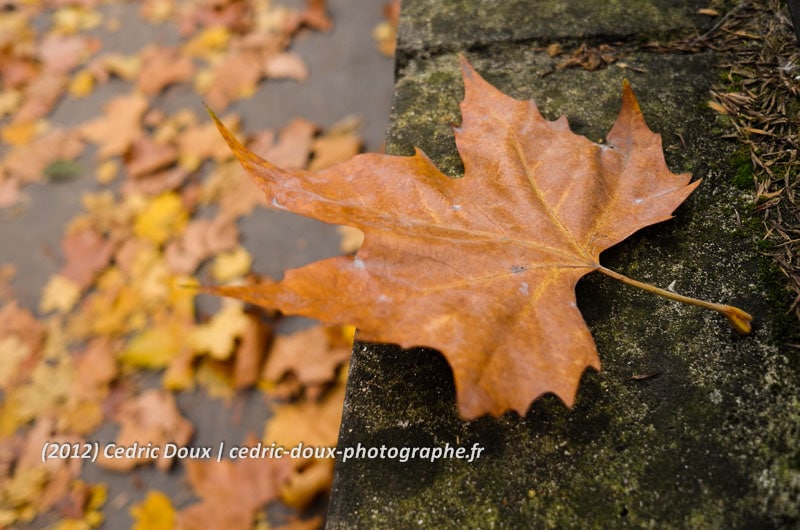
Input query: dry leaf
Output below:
<box><xmin>133</xmin><ymin>192</ymin><xmax>188</xmax><ymax>245</ymax></box>
<box><xmin>264</xmin><ymin>382</ymin><xmax>345</xmax><ymax>507</ymax></box>
<box><xmin>211</xmin><ymin>246</ymin><xmax>252</xmax><ymax>282</ymax></box>
<box><xmin>2</xmin><ymin>127</ymin><xmax>84</xmax><ymax>184</ymax></box>
<box><xmin>262</xmin><ymin>325</ymin><xmax>350</xmax><ymax>393</ymax></box>
<box><xmin>177</xmin><ymin>435</ymin><xmax>292</xmax><ymax>530</ymax></box>
<box><xmin>190</xmin><ymin>300</ymin><xmax>250</xmax><ymax>360</ymax></box>
<box><xmin>201</xmin><ymin>50</ymin><xmax>263</xmax><ymax>112</ymax></box>
<box><xmin>130</xmin><ymin>491</ymin><xmax>175</xmax><ymax>530</ymax></box>
<box><xmin>208</xmin><ymin>56</ymin><xmax>749</xmax><ymax>418</ymax></box>
<box><xmin>79</xmin><ymin>92</ymin><xmax>148</xmax><ymax>159</ymax></box>
<box><xmin>40</xmin><ymin>274</ymin><xmax>81</xmax><ymax>314</ymax></box>
<box><xmin>59</xmin><ymin>227</ymin><xmax>115</xmax><ymax>290</ymax></box>
<box><xmin>137</xmin><ymin>45</ymin><xmax>196</xmax><ymax>95</ymax></box>
<box><xmin>256</xmin><ymin>118</ymin><xmax>316</xmax><ymax>169</ymax></box>
<box><xmin>96</xmin><ymin>389</ymin><xmax>193</xmax><ymax>471</ymax></box>
<box><xmin>263</xmin><ymin>52</ymin><xmax>308</xmax><ymax>81</ymax></box>
<box><xmin>336</xmin><ymin>225</ymin><xmax>364</xmax><ymax>253</ymax></box>
<box><xmin>124</xmin><ymin>136</ymin><xmax>179</xmax><ymax>178</ymax></box>
<box><xmin>232</xmin><ymin>313</ymin><xmax>268</xmax><ymax>389</ymax></box>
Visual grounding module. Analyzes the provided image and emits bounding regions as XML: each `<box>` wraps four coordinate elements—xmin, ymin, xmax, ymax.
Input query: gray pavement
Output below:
<box><xmin>1</xmin><ymin>1</ymin><xmax>394</xmax><ymax>528</ymax></box>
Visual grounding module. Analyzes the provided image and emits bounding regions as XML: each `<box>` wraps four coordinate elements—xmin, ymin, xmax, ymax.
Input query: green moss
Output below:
<box><xmin>729</xmin><ymin>146</ymin><xmax>756</xmax><ymax>190</ymax></box>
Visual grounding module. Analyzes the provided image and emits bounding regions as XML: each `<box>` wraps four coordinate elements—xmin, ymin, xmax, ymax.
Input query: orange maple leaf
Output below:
<box><xmin>207</xmin><ymin>56</ymin><xmax>751</xmax><ymax>419</ymax></box>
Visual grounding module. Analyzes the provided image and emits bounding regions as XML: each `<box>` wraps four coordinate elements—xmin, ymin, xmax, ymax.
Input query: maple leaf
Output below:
<box><xmin>130</xmin><ymin>491</ymin><xmax>175</xmax><ymax>530</ymax></box>
<box><xmin>176</xmin><ymin>435</ymin><xmax>291</xmax><ymax>530</ymax></box>
<box><xmin>207</xmin><ymin>56</ymin><xmax>752</xmax><ymax>418</ymax></box>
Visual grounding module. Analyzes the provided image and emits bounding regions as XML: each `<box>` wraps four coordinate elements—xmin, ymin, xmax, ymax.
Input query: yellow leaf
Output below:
<box><xmin>211</xmin><ymin>246</ymin><xmax>252</xmax><ymax>282</ymax></box>
<box><xmin>194</xmin><ymin>358</ymin><xmax>234</xmax><ymax>399</ymax></box>
<box><xmin>0</xmin><ymin>336</ymin><xmax>30</xmax><ymax>389</ymax></box>
<box><xmin>103</xmin><ymin>53</ymin><xmax>142</xmax><ymax>81</ymax></box>
<box><xmin>69</xmin><ymin>70</ymin><xmax>95</xmax><ymax>98</ymax></box>
<box><xmin>134</xmin><ymin>192</ymin><xmax>188</xmax><ymax>244</ymax></box>
<box><xmin>183</xmin><ymin>26</ymin><xmax>230</xmax><ymax>59</ymax></box>
<box><xmin>2</xmin><ymin>120</ymin><xmax>47</xmax><ymax>146</ymax></box>
<box><xmin>130</xmin><ymin>491</ymin><xmax>175</xmax><ymax>530</ymax></box>
<box><xmin>190</xmin><ymin>301</ymin><xmax>249</xmax><ymax>359</ymax></box>
<box><xmin>0</xmin><ymin>90</ymin><xmax>21</xmax><ymax>118</ymax></box>
<box><xmin>96</xmin><ymin>160</ymin><xmax>119</xmax><ymax>183</ymax></box>
<box><xmin>120</xmin><ymin>326</ymin><xmax>182</xmax><ymax>369</ymax></box>
<box><xmin>53</xmin><ymin>6</ymin><xmax>102</xmax><ymax>35</ymax></box>
<box><xmin>137</xmin><ymin>255</ymin><xmax>171</xmax><ymax>305</ymax></box>
<box><xmin>40</xmin><ymin>274</ymin><xmax>81</xmax><ymax>314</ymax></box>
<box><xmin>193</xmin><ymin>68</ymin><xmax>214</xmax><ymax>94</ymax></box>
<box><xmin>168</xmin><ymin>275</ymin><xmax>197</xmax><ymax>320</ymax></box>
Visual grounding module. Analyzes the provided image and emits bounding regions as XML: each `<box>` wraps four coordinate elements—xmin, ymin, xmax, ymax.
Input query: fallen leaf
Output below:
<box><xmin>211</xmin><ymin>246</ymin><xmax>252</xmax><ymax>282</ymax></box>
<box><xmin>40</xmin><ymin>274</ymin><xmax>81</xmax><ymax>314</ymax></box>
<box><xmin>556</xmin><ymin>42</ymin><xmax>618</xmax><ymax>72</ymax></box>
<box><xmin>92</xmin><ymin>53</ymin><xmax>142</xmax><ymax>82</ymax></box>
<box><xmin>309</xmin><ymin>120</ymin><xmax>362</xmax><ymax>171</ymax></box>
<box><xmin>124</xmin><ymin>136</ymin><xmax>179</xmax><ymax>178</ymax></box>
<box><xmin>264</xmin><ymin>382</ymin><xmax>345</xmax><ymax>507</ymax></box>
<box><xmin>208</xmin><ymin>56</ymin><xmax>750</xmax><ymax>419</ymax></box>
<box><xmin>233</xmin><ymin>313</ymin><xmax>268</xmax><ymax>389</ymax></box>
<box><xmin>79</xmin><ymin>92</ymin><xmax>148</xmax><ymax>159</ymax></box>
<box><xmin>177</xmin><ymin>114</ymin><xmax>240</xmax><ymax>171</ymax></box>
<box><xmin>133</xmin><ymin>192</ymin><xmax>188</xmax><ymax>245</ymax></box>
<box><xmin>67</xmin><ymin>69</ymin><xmax>95</xmax><ymax>97</ymax></box>
<box><xmin>257</xmin><ymin>118</ymin><xmax>316</xmax><ymax>169</ymax></box>
<box><xmin>137</xmin><ymin>45</ymin><xmax>196</xmax><ymax>95</ymax></box>
<box><xmin>59</xmin><ymin>227</ymin><xmax>115</xmax><ymax>290</ymax></box>
<box><xmin>12</xmin><ymin>71</ymin><xmax>69</xmax><ymax>124</ymax></box>
<box><xmin>262</xmin><ymin>325</ymin><xmax>351</xmax><ymax>396</ymax></box>
<box><xmin>38</xmin><ymin>34</ymin><xmax>99</xmax><ymax>73</ymax></box>
<box><xmin>372</xmin><ymin>0</ymin><xmax>399</xmax><ymax>57</ymax></box>
<box><xmin>130</xmin><ymin>491</ymin><xmax>175</xmax><ymax>530</ymax></box>
<box><xmin>190</xmin><ymin>300</ymin><xmax>250</xmax><ymax>360</ymax></box>
<box><xmin>0</xmin><ymin>335</ymin><xmax>31</xmax><ymax>389</ymax></box>
<box><xmin>263</xmin><ymin>52</ymin><xmax>308</xmax><ymax>81</ymax></box>
<box><xmin>336</xmin><ymin>225</ymin><xmax>364</xmax><ymax>253</ymax></box>
<box><xmin>2</xmin><ymin>127</ymin><xmax>84</xmax><ymax>184</ymax></box>
<box><xmin>200</xmin><ymin>50</ymin><xmax>263</xmax><ymax>112</ymax></box>
<box><xmin>177</xmin><ymin>435</ymin><xmax>292</xmax><ymax>530</ymax></box>
<box><xmin>96</xmin><ymin>389</ymin><xmax>193</xmax><ymax>471</ymax></box>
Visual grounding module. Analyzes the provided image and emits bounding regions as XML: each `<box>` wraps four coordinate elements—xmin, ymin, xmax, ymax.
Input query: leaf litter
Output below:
<box><xmin>0</xmin><ymin>0</ymin><xmax>382</xmax><ymax>528</ymax></box>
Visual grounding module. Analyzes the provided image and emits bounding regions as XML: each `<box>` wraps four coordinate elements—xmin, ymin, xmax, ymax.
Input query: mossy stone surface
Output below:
<box><xmin>327</xmin><ymin>1</ymin><xmax>800</xmax><ymax>528</ymax></box>
<box><xmin>395</xmin><ymin>0</ymin><xmax>716</xmax><ymax>60</ymax></box>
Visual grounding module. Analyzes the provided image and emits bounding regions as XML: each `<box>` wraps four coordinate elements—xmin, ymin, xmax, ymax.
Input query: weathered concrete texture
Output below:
<box><xmin>396</xmin><ymin>0</ymin><xmax>717</xmax><ymax>60</ymax></box>
<box><xmin>328</xmin><ymin>1</ymin><xmax>800</xmax><ymax>528</ymax></box>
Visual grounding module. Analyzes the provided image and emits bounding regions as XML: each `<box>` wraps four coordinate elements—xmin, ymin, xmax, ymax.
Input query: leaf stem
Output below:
<box><xmin>598</xmin><ymin>266</ymin><xmax>752</xmax><ymax>335</ymax></box>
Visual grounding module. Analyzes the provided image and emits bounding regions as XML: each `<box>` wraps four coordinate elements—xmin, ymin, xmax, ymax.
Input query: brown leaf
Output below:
<box><xmin>263</xmin><ymin>52</ymin><xmax>308</xmax><ymax>82</ymax></box>
<box><xmin>201</xmin><ymin>50</ymin><xmax>263</xmax><ymax>112</ymax></box>
<box><xmin>96</xmin><ymin>389</ymin><xmax>193</xmax><ymax>471</ymax></box>
<box><xmin>262</xmin><ymin>325</ymin><xmax>350</xmax><ymax>393</ymax></box>
<box><xmin>12</xmin><ymin>71</ymin><xmax>68</xmax><ymax>124</ymax></box>
<box><xmin>38</xmin><ymin>34</ymin><xmax>100</xmax><ymax>74</ymax></box>
<box><xmin>79</xmin><ymin>92</ymin><xmax>148</xmax><ymax>158</ymax></box>
<box><xmin>233</xmin><ymin>313</ymin><xmax>268</xmax><ymax>389</ymax></box>
<box><xmin>124</xmin><ymin>136</ymin><xmax>179</xmax><ymax>178</ymax></box>
<box><xmin>177</xmin><ymin>434</ymin><xmax>291</xmax><ymax>530</ymax></box>
<box><xmin>255</xmin><ymin>118</ymin><xmax>316</xmax><ymax>169</ymax></box>
<box><xmin>137</xmin><ymin>45</ymin><xmax>196</xmax><ymax>95</ymax></box>
<box><xmin>59</xmin><ymin>227</ymin><xmax>115</xmax><ymax>290</ymax></box>
<box><xmin>208</xmin><ymin>57</ymin><xmax>708</xmax><ymax>419</ymax></box>
<box><xmin>1</xmin><ymin>127</ymin><xmax>84</xmax><ymax>183</ymax></box>
<box><xmin>263</xmin><ymin>383</ymin><xmax>345</xmax><ymax>506</ymax></box>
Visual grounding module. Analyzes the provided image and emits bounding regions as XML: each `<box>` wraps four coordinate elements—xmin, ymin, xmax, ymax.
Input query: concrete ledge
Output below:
<box><xmin>327</xmin><ymin>1</ymin><xmax>800</xmax><ymax>527</ymax></box>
